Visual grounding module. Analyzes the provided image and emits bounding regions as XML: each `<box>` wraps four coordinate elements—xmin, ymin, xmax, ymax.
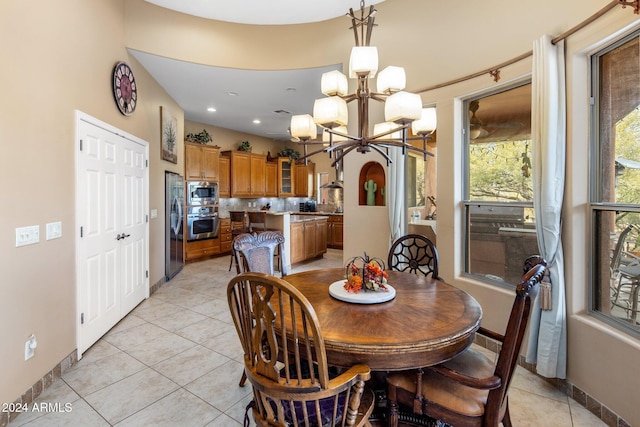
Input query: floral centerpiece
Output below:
<box><xmin>344</xmin><ymin>252</ymin><xmax>389</xmax><ymax>293</ymax></box>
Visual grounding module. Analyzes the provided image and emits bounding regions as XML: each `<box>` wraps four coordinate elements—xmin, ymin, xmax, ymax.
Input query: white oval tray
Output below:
<box><xmin>328</xmin><ymin>280</ymin><xmax>396</xmax><ymax>304</ymax></box>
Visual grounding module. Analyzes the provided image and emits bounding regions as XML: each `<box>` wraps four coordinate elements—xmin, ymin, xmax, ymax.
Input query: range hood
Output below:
<box><xmin>320</xmin><ymin>151</ymin><xmax>344</xmax><ymax>189</ymax></box>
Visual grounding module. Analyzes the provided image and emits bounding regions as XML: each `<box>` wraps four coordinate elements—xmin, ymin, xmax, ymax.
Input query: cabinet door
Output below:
<box><xmin>290</xmin><ymin>222</ymin><xmax>305</xmax><ymax>264</ymax></box>
<box><xmin>331</xmin><ymin>220</ymin><xmax>344</xmax><ymax>248</ymax></box>
<box><xmin>315</xmin><ymin>220</ymin><xmax>328</xmax><ymax>255</ymax></box>
<box><xmin>250</xmin><ymin>154</ymin><xmax>266</xmax><ymax>196</ymax></box>
<box><xmin>184</xmin><ymin>144</ymin><xmax>203</xmax><ymax>180</ymax></box>
<box><xmin>265</xmin><ymin>162</ymin><xmax>277</xmax><ymax>197</ymax></box>
<box><xmin>219</xmin><ymin>157</ymin><xmax>230</xmax><ymax>197</ymax></box>
<box><xmin>304</xmin><ymin>221</ymin><xmax>316</xmax><ymax>259</ymax></box>
<box><xmin>278</xmin><ymin>158</ymin><xmax>295</xmax><ymax>197</ymax></box>
<box><xmin>230</xmin><ymin>152</ymin><xmax>251</xmax><ymax>197</ymax></box>
<box><xmin>202</xmin><ymin>146</ymin><xmax>219</xmax><ymax>181</ymax></box>
<box><xmin>295</xmin><ymin>162</ymin><xmax>315</xmax><ymax>197</ymax></box>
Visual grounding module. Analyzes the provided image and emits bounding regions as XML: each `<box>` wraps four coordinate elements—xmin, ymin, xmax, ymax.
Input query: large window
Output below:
<box><xmin>407</xmin><ymin>154</ymin><xmax>426</xmax><ymax>208</ymax></box>
<box><xmin>463</xmin><ymin>83</ymin><xmax>538</xmax><ymax>286</ymax></box>
<box><xmin>591</xmin><ymin>30</ymin><xmax>640</xmax><ymax>334</ymax></box>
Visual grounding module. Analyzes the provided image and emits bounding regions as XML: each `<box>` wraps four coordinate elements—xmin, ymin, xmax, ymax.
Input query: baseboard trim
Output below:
<box><xmin>1</xmin><ymin>349</ymin><xmax>77</xmax><ymax>427</ymax></box>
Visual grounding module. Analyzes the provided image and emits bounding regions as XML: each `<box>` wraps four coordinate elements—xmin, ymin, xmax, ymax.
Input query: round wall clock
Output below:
<box><xmin>112</xmin><ymin>61</ymin><xmax>137</xmax><ymax>116</ymax></box>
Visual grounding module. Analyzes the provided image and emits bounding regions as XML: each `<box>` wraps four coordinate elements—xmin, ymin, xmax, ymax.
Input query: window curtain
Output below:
<box><xmin>526</xmin><ymin>34</ymin><xmax>567</xmax><ymax>379</ymax></box>
<box><xmin>388</xmin><ymin>147</ymin><xmax>406</xmax><ymax>247</ymax></box>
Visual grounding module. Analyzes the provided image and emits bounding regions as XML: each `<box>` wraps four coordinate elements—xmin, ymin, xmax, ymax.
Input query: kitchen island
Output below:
<box><xmin>235</xmin><ymin>211</ymin><xmax>330</xmax><ymax>271</ymax></box>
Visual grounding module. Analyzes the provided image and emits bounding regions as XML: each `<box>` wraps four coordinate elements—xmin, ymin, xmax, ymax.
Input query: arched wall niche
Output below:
<box><xmin>359</xmin><ymin>161</ymin><xmax>386</xmax><ymax>206</ymax></box>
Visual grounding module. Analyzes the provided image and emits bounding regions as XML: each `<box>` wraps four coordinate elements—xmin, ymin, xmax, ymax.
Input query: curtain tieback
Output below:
<box><xmin>540</xmin><ymin>271</ymin><xmax>552</xmax><ymax>311</ymax></box>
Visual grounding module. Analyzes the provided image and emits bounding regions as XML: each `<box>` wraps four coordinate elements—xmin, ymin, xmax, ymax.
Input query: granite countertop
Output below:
<box><xmin>290</xmin><ymin>214</ymin><xmax>330</xmax><ymax>223</ymax></box>
<box><xmin>294</xmin><ymin>211</ymin><xmax>343</xmax><ymax>216</ymax></box>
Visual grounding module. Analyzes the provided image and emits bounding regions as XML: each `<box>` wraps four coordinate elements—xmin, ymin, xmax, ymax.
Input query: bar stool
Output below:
<box><xmin>247</xmin><ymin>211</ymin><xmax>268</xmax><ymax>233</ymax></box>
<box><xmin>228</xmin><ymin>211</ymin><xmax>248</xmax><ymax>271</ymax></box>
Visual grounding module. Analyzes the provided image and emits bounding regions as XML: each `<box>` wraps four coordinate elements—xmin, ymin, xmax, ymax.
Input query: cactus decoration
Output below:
<box><xmin>364</xmin><ymin>179</ymin><xmax>377</xmax><ymax>206</ymax></box>
<box><xmin>381</xmin><ymin>187</ymin><xmax>385</xmax><ymax>205</ymax></box>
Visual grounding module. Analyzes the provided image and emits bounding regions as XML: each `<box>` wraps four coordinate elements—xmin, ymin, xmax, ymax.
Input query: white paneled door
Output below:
<box><xmin>75</xmin><ymin>112</ymin><xmax>149</xmax><ymax>356</ymax></box>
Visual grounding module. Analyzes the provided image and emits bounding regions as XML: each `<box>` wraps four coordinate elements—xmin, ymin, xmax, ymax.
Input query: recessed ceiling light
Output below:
<box><xmin>253</xmin><ymin>119</ymin><xmax>261</xmax><ymax>124</ymax></box>
<box><xmin>207</xmin><ymin>107</ymin><xmax>216</xmax><ymax>112</ymax></box>
<box><xmin>227</xmin><ymin>91</ymin><xmax>239</xmax><ymax>96</ymax></box>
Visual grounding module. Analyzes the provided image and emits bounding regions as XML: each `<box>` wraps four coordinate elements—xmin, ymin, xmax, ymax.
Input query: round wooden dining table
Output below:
<box><xmin>283</xmin><ymin>268</ymin><xmax>483</xmax><ymax>371</ymax></box>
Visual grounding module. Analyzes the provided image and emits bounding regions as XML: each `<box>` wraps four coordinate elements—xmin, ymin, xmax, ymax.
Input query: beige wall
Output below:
<box><xmin>2</xmin><ymin>0</ymin><xmax>640</xmax><ymax>424</ymax></box>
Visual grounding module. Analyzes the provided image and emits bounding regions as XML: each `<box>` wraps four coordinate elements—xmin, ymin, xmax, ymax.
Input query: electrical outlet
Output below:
<box><xmin>46</xmin><ymin>221</ymin><xmax>62</xmax><ymax>240</ymax></box>
<box><xmin>16</xmin><ymin>225</ymin><xmax>40</xmax><ymax>247</ymax></box>
<box><xmin>24</xmin><ymin>334</ymin><xmax>37</xmax><ymax>360</ymax></box>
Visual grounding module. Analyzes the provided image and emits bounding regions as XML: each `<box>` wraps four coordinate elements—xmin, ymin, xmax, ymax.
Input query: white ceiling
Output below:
<box><xmin>135</xmin><ymin>1</ymin><xmax>386</xmax><ymax>142</ymax></box>
<box><xmin>144</xmin><ymin>0</ymin><xmax>384</xmax><ymax>25</ymax></box>
<box><xmin>130</xmin><ymin>49</ymin><xmax>341</xmax><ymax>142</ymax></box>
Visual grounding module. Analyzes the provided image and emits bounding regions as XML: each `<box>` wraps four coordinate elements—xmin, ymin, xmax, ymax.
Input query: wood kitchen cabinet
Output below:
<box><xmin>265</xmin><ymin>161</ymin><xmax>277</xmax><ymax>197</ymax></box>
<box><xmin>185</xmin><ymin>238</ymin><xmax>221</xmax><ymax>261</ymax></box>
<box><xmin>227</xmin><ymin>151</ymin><xmax>251</xmax><ymax>197</ymax></box>
<box><xmin>294</xmin><ymin>161</ymin><xmax>315</xmax><ymax>197</ymax></box>
<box><xmin>250</xmin><ymin>153</ymin><xmax>266</xmax><ymax>197</ymax></box>
<box><xmin>185</xmin><ymin>143</ymin><xmax>219</xmax><ymax>181</ymax></box>
<box><xmin>290</xmin><ymin>221</ymin><xmax>305</xmax><ymax>264</ymax></box>
<box><xmin>223</xmin><ymin>151</ymin><xmax>266</xmax><ymax>197</ymax></box>
<box><xmin>218</xmin><ymin>156</ymin><xmax>230</xmax><ymax>197</ymax></box>
<box><xmin>315</xmin><ymin>219</ymin><xmax>328</xmax><ymax>255</ymax></box>
<box><xmin>277</xmin><ymin>157</ymin><xmax>295</xmax><ymax>197</ymax></box>
<box><xmin>290</xmin><ymin>217</ymin><xmax>328</xmax><ymax>264</ymax></box>
<box><xmin>219</xmin><ymin>218</ymin><xmax>232</xmax><ymax>253</ymax></box>
<box><xmin>328</xmin><ymin>215</ymin><xmax>344</xmax><ymax>249</ymax></box>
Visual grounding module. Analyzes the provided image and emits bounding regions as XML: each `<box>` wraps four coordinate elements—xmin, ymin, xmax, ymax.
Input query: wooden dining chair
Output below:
<box><xmin>387</xmin><ymin>234</ymin><xmax>442</xmax><ymax>280</ymax></box>
<box><xmin>233</xmin><ymin>230</ymin><xmax>288</xmax><ymax>387</ymax></box>
<box><xmin>386</xmin><ymin>256</ymin><xmax>547</xmax><ymax>427</ymax></box>
<box><xmin>228</xmin><ymin>211</ymin><xmax>248</xmax><ymax>271</ymax></box>
<box><xmin>227</xmin><ymin>272</ymin><xmax>375</xmax><ymax>427</ymax></box>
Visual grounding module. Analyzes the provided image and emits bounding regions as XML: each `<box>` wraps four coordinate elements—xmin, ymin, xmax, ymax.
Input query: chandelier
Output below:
<box><xmin>290</xmin><ymin>1</ymin><xmax>437</xmax><ymax>165</ymax></box>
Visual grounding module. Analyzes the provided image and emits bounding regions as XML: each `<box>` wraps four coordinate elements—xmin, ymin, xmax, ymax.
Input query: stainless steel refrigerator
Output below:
<box><xmin>165</xmin><ymin>171</ymin><xmax>184</xmax><ymax>280</ymax></box>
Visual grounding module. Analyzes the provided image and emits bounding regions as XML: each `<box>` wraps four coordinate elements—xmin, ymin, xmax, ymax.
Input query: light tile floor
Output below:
<box><xmin>10</xmin><ymin>249</ymin><xmax>605</xmax><ymax>426</ymax></box>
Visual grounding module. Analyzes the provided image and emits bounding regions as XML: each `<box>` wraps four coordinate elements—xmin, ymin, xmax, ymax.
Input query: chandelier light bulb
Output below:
<box><xmin>412</xmin><ymin>107</ymin><xmax>437</xmax><ymax>135</ymax></box>
<box><xmin>349</xmin><ymin>46</ymin><xmax>379</xmax><ymax>78</ymax></box>
<box><xmin>321</xmin><ymin>70</ymin><xmax>348</xmax><ymax>96</ymax></box>
<box><xmin>385</xmin><ymin>91</ymin><xmax>423</xmax><ymax>124</ymax></box>
<box><xmin>313</xmin><ymin>96</ymin><xmax>348</xmax><ymax>128</ymax></box>
<box><xmin>377</xmin><ymin>66</ymin><xmax>406</xmax><ymax>94</ymax></box>
<box><xmin>290</xmin><ymin>114</ymin><xmax>317</xmax><ymax>140</ymax></box>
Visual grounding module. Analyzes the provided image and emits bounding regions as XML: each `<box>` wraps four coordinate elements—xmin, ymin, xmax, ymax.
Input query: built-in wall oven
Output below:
<box><xmin>186</xmin><ymin>205</ymin><xmax>219</xmax><ymax>241</ymax></box>
<box><xmin>187</xmin><ymin>181</ymin><xmax>218</xmax><ymax>206</ymax></box>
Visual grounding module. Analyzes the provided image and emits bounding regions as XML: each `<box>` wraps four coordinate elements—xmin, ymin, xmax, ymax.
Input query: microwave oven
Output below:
<box><xmin>187</xmin><ymin>181</ymin><xmax>218</xmax><ymax>206</ymax></box>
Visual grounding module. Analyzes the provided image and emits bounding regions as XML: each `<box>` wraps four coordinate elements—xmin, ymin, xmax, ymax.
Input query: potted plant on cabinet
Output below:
<box><xmin>238</xmin><ymin>140</ymin><xmax>252</xmax><ymax>152</ymax></box>
<box><xmin>185</xmin><ymin>129</ymin><xmax>212</xmax><ymax>144</ymax></box>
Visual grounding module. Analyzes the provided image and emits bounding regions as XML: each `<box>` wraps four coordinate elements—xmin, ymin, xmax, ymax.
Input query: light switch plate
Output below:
<box><xmin>46</xmin><ymin>222</ymin><xmax>62</xmax><ymax>240</ymax></box>
<box><xmin>16</xmin><ymin>225</ymin><xmax>40</xmax><ymax>247</ymax></box>
<box><xmin>150</xmin><ymin>209</ymin><xmax>158</xmax><ymax>219</ymax></box>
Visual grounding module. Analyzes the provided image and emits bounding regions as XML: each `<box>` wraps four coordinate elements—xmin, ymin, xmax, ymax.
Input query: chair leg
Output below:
<box><xmin>502</xmin><ymin>398</ymin><xmax>512</xmax><ymax>427</ymax></box>
<box><xmin>387</xmin><ymin>384</ymin><xmax>399</xmax><ymax>427</ymax></box>
<box><xmin>239</xmin><ymin>370</ymin><xmax>247</xmax><ymax>387</ymax></box>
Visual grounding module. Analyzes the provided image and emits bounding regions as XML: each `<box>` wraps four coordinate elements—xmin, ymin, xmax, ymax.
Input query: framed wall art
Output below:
<box><xmin>161</xmin><ymin>106</ymin><xmax>178</xmax><ymax>164</ymax></box>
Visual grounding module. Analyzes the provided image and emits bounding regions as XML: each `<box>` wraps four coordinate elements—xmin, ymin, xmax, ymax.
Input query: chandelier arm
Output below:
<box><xmin>297</xmin><ymin>145</ymin><xmax>333</xmax><ymax>162</ymax></box>
<box><xmin>369</xmin><ymin>93</ymin><xmax>389</xmax><ymax>103</ymax></box>
<box><xmin>368</xmin><ymin>143</ymin><xmax>394</xmax><ymax>164</ymax></box>
<box><xmin>331</xmin><ymin>144</ymin><xmax>360</xmax><ymax>167</ymax></box>
<box><xmin>342</xmin><ymin>93</ymin><xmax>359</xmax><ymax>103</ymax></box>
<box><xmin>349</xmin><ymin>8</ymin><xmax>361</xmax><ymax>46</ymax></box>
<box><xmin>324</xmin><ymin>139</ymin><xmax>362</xmax><ymax>153</ymax></box>
<box><xmin>325</xmin><ymin>128</ymin><xmax>360</xmax><ymax>141</ymax></box>
<box><xmin>365</xmin><ymin>7</ymin><xmax>375</xmax><ymax>46</ymax></box>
